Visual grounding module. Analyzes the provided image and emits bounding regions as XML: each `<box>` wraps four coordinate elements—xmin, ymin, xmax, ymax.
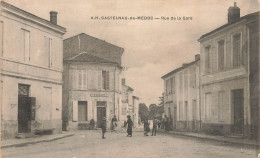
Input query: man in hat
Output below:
<box><xmin>152</xmin><ymin>117</ymin><xmax>158</xmax><ymax>136</ymax></box>
<box><xmin>101</xmin><ymin>117</ymin><xmax>107</xmax><ymax>139</ymax></box>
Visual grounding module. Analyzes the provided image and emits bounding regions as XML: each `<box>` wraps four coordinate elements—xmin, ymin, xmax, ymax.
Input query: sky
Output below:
<box><xmin>4</xmin><ymin>0</ymin><xmax>259</xmax><ymax>106</ymax></box>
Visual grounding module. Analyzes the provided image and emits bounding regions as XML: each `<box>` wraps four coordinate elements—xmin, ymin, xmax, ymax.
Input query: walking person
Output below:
<box><xmin>144</xmin><ymin>118</ymin><xmax>150</xmax><ymax>136</ymax></box>
<box><xmin>125</xmin><ymin>115</ymin><xmax>133</xmax><ymax>137</ymax></box>
<box><xmin>151</xmin><ymin>117</ymin><xmax>158</xmax><ymax>136</ymax></box>
<box><xmin>101</xmin><ymin>117</ymin><xmax>106</xmax><ymax>139</ymax></box>
<box><xmin>111</xmin><ymin>115</ymin><xmax>118</xmax><ymax>131</ymax></box>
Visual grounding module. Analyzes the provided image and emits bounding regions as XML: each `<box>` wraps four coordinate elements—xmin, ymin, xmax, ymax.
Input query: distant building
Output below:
<box><xmin>121</xmin><ymin>79</ymin><xmax>139</xmax><ymax>127</ymax></box>
<box><xmin>198</xmin><ymin>3</ymin><xmax>259</xmax><ymax>138</ymax></box>
<box><xmin>62</xmin><ymin>33</ymin><xmax>124</xmax><ymax>130</ymax></box>
<box><xmin>162</xmin><ymin>55</ymin><xmax>200</xmax><ymax>132</ymax></box>
<box><xmin>0</xmin><ymin>1</ymin><xmax>66</xmax><ymax>139</ymax></box>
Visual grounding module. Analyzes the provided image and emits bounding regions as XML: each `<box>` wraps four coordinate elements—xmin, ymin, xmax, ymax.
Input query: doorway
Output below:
<box><xmin>96</xmin><ymin>101</ymin><xmax>106</xmax><ymax>128</ymax></box>
<box><xmin>18</xmin><ymin>84</ymin><xmax>31</xmax><ymax>133</ymax></box>
<box><xmin>232</xmin><ymin>89</ymin><xmax>244</xmax><ymax>134</ymax></box>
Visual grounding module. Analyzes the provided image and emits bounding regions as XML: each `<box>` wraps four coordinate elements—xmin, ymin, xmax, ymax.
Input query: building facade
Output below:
<box><xmin>62</xmin><ymin>33</ymin><xmax>124</xmax><ymax>130</ymax></box>
<box><xmin>0</xmin><ymin>1</ymin><xmax>66</xmax><ymax>139</ymax></box>
<box><xmin>198</xmin><ymin>3</ymin><xmax>259</xmax><ymax>137</ymax></box>
<box><xmin>162</xmin><ymin>55</ymin><xmax>200</xmax><ymax>132</ymax></box>
<box><xmin>121</xmin><ymin>79</ymin><xmax>139</xmax><ymax>127</ymax></box>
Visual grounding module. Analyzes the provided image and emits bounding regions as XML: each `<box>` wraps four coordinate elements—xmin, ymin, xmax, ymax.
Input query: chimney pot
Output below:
<box><xmin>228</xmin><ymin>2</ymin><xmax>240</xmax><ymax>24</ymax></box>
<box><xmin>195</xmin><ymin>54</ymin><xmax>200</xmax><ymax>61</ymax></box>
<box><xmin>50</xmin><ymin>11</ymin><xmax>58</xmax><ymax>25</ymax></box>
<box><xmin>122</xmin><ymin>78</ymin><xmax>126</xmax><ymax>85</ymax></box>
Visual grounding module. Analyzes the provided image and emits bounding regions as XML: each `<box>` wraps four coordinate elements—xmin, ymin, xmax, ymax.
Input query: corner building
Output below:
<box><xmin>198</xmin><ymin>3</ymin><xmax>259</xmax><ymax>138</ymax></box>
<box><xmin>62</xmin><ymin>33</ymin><xmax>124</xmax><ymax>130</ymax></box>
<box><xmin>0</xmin><ymin>2</ymin><xmax>66</xmax><ymax>139</ymax></box>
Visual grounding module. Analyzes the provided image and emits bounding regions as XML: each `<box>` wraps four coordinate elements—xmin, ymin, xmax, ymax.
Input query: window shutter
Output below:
<box><xmin>71</xmin><ymin>70</ymin><xmax>78</xmax><ymax>90</ymax></box>
<box><xmin>72</xmin><ymin>101</ymin><xmax>78</xmax><ymax>121</ymax></box>
<box><xmin>83</xmin><ymin>70</ymin><xmax>87</xmax><ymax>89</ymax></box>
<box><xmin>106</xmin><ymin>71</ymin><xmax>110</xmax><ymax>90</ymax></box>
<box><xmin>98</xmin><ymin>70</ymin><xmax>102</xmax><ymax>90</ymax></box>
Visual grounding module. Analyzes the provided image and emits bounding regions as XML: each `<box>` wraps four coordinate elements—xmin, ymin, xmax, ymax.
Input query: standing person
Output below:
<box><xmin>101</xmin><ymin>117</ymin><xmax>106</xmax><ymax>139</ymax></box>
<box><xmin>111</xmin><ymin>115</ymin><xmax>118</xmax><ymax>131</ymax></box>
<box><xmin>164</xmin><ymin>115</ymin><xmax>169</xmax><ymax>132</ymax></box>
<box><xmin>144</xmin><ymin>118</ymin><xmax>150</xmax><ymax>136</ymax></box>
<box><xmin>152</xmin><ymin>117</ymin><xmax>158</xmax><ymax>136</ymax></box>
<box><xmin>126</xmin><ymin>115</ymin><xmax>133</xmax><ymax>137</ymax></box>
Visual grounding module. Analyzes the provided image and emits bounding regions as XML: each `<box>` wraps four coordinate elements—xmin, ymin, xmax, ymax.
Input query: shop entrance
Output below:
<box><xmin>18</xmin><ymin>84</ymin><xmax>35</xmax><ymax>133</ymax></box>
<box><xmin>232</xmin><ymin>89</ymin><xmax>244</xmax><ymax>134</ymax></box>
<box><xmin>96</xmin><ymin>101</ymin><xmax>106</xmax><ymax>128</ymax></box>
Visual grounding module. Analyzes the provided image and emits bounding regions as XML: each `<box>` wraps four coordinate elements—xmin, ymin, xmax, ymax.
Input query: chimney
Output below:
<box><xmin>122</xmin><ymin>78</ymin><xmax>126</xmax><ymax>85</ymax></box>
<box><xmin>50</xmin><ymin>11</ymin><xmax>58</xmax><ymax>25</ymax></box>
<box><xmin>195</xmin><ymin>54</ymin><xmax>200</xmax><ymax>61</ymax></box>
<box><xmin>228</xmin><ymin>2</ymin><xmax>240</xmax><ymax>24</ymax></box>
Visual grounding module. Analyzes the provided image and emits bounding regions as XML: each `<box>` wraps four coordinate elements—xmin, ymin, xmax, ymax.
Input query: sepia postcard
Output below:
<box><xmin>0</xmin><ymin>0</ymin><xmax>260</xmax><ymax>157</ymax></box>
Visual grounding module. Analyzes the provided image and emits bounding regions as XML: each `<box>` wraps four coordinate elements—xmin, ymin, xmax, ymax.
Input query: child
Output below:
<box><xmin>101</xmin><ymin>117</ymin><xmax>106</xmax><ymax>139</ymax></box>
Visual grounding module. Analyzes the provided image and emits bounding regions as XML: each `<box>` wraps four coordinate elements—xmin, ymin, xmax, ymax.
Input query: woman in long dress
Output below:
<box><xmin>126</xmin><ymin>115</ymin><xmax>133</xmax><ymax>137</ymax></box>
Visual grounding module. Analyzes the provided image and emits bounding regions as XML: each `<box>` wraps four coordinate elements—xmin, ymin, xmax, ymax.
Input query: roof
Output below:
<box><xmin>133</xmin><ymin>96</ymin><xmax>139</xmax><ymax>100</ymax></box>
<box><xmin>122</xmin><ymin>84</ymin><xmax>134</xmax><ymax>92</ymax></box>
<box><xmin>161</xmin><ymin>59</ymin><xmax>200</xmax><ymax>79</ymax></box>
<box><xmin>1</xmin><ymin>1</ymin><xmax>66</xmax><ymax>33</ymax></box>
<box><xmin>64</xmin><ymin>52</ymin><xmax>118</xmax><ymax>64</ymax></box>
<box><xmin>64</xmin><ymin>33</ymin><xmax>124</xmax><ymax>65</ymax></box>
<box><xmin>199</xmin><ymin>11</ymin><xmax>259</xmax><ymax>41</ymax></box>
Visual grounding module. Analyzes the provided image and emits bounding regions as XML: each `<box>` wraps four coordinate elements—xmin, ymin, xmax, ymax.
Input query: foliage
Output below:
<box><xmin>139</xmin><ymin>103</ymin><xmax>149</xmax><ymax>123</ymax></box>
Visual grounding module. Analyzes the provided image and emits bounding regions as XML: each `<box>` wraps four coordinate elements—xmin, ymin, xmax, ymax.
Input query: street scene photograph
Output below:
<box><xmin>0</xmin><ymin>0</ymin><xmax>260</xmax><ymax>157</ymax></box>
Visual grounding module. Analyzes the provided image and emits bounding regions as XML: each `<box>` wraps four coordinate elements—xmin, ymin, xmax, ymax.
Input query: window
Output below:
<box><xmin>205</xmin><ymin>46</ymin><xmax>211</xmax><ymax>73</ymax></box>
<box><xmin>184</xmin><ymin>71</ymin><xmax>188</xmax><ymax>90</ymax></box>
<box><xmin>18</xmin><ymin>84</ymin><xmax>30</xmax><ymax>96</ymax></box>
<box><xmin>179</xmin><ymin>101</ymin><xmax>183</xmax><ymax>120</ymax></box>
<box><xmin>218</xmin><ymin>91</ymin><xmax>224</xmax><ymax>121</ymax></box>
<box><xmin>190</xmin><ymin>68</ymin><xmax>196</xmax><ymax>88</ymax></box>
<box><xmin>179</xmin><ymin>72</ymin><xmax>183</xmax><ymax>91</ymax></box>
<box><xmin>218</xmin><ymin>40</ymin><xmax>225</xmax><ymax>71</ymax></box>
<box><xmin>45</xmin><ymin>37</ymin><xmax>52</xmax><ymax>68</ymax></box>
<box><xmin>78</xmin><ymin>101</ymin><xmax>88</xmax><ymax>121</ymax></box>
<box><xmin>205</xmin><ymin>93</ymin><xmax>211</xmax><ymax>120</ymax></box>
<box><xmin>22</xmin><ymin>29</ymin><xmax>30</xmax><ymax>63</ymax></box>
<box><xmin>232</xmin><ymin>33</ymin><xmax>241</xmax><ymax>67</ymax></box>
<box><xmin>172</xmin><ymin>77</ymin><xmax>175</xmax><ymax>94</ymax></box>
<box><xmin>166</xmin><ymin>78</ymin><xmax>173</xmax><ymax>95</ymax></box>
<box><xmin>0</xmin><ymin>21</ymin><xmax>3</xmax><ymax>56</ymax></box>
<box><xmin>102</xmin><ymin>71</ymin><xmax>109</xmax><ymax>90</ymax></box>
<box><xmin>78</xmin><ymin>70</ymin><xmax>87</xmax><ymax>89</ymax></box>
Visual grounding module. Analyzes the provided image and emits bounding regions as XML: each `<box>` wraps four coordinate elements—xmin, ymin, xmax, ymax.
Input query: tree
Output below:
<box><xmin>139</xmin><ymin>103</ymin><xmax>149</xmax><ymax>123</ymax></box>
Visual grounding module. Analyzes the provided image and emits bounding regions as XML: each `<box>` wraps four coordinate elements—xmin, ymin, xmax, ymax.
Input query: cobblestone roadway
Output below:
<box><xmin>2</xmin><ymin>130</ymin><xmax>256</xmax><ymax>158</ymax></box>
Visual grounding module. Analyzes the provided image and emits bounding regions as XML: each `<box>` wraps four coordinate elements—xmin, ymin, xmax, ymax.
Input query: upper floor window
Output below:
<box><xmin>166</xmin><ymin>77</ymin><xmax>174</xmax><ymax>95</ymax></box>
<box><xmin>179</xmin><ymin>72</ymin><xmax>183</xmax><ymax>91</ymax></box>
<box><xmin>78</xmin><ymin>70</ymin><xmax>87</xmax><ymax>89</ymax></box>
<box><xmin>190</xmin><ymin>68</ymin><xmax>196</xmax><ymax>88</ymax></box>
<box><xmin>45</xmin><ymin>36</ymin><xmax>52</xmax><ymax>68</ymax></box>
<box><xmin>232</xmin><ymin>33</ymin><xmax>241</xmax><ymax>67</ymax></box>
<box><xmin>22</xmin><ymin>29</ymin><xmax>30</xmax><ymax>63</ymax></box>
<box><xmin>205</xmin><ymin>46</ymin><xmax>211</xmax><ymax>74</ymax></box>
<box><xmin>102</xmin><ymin>71</ymin><xmax>110</xmax><ymax>90</ymax></box>
<box><xmin>218</xmin><ymin>40</ymin><xmax>225</xmax><ymax>71</ymax></box>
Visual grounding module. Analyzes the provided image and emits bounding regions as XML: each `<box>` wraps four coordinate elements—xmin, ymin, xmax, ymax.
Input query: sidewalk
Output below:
<box><xmin>1</xmin><ymin>131</ymin><xmax>74</xmax><ymax>149</ymax></box>
<box><xmin>158</xmin><ymin>129</ymin><xmax>259</xmax><ymax>148</ymax></box>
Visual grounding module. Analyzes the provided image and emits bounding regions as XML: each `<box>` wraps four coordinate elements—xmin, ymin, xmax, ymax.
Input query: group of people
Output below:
<box><xmin>100</xmin><ymin>115</ymin><xmax>133</xmax><ymax>139</ymax></box>
<box><xmin>100</xmin><ymin>115</ymin><xmax>169</xmax><ymax>139</ymax></box>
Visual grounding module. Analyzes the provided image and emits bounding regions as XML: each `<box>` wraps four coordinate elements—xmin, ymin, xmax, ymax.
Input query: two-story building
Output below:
<box><xmin>162</xmin><ymin>55</ymin><xmax>200</xmax><ymax>132</ymax></box>
<box><xmin>121</xmin><ymin>79</ymin><xmax>139</xmax><ymax>127</ymax></box>
<box><xmin>62</xmin><ymin>33</ymin><xmax>124</xmax><ymax>130</ymax></box>
<box><xmin>0</xmin><ymin>1</ymin><xmax>66</xmax><ymax>139</ymax></box>
<box><xmin>198</xmin><ymin>3</ymin><xmax>259</xmax><ymax>138</ymax></box>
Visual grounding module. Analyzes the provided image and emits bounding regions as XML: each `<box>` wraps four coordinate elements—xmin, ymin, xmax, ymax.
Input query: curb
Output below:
<box><xmin>159</xmin><ymin>131</ymin><xmax>259</xmax><ymax>148</ymax></box>
<box><xmin>1</xmin><ymin>133</ymin><xmax>74</xmax><ymax>149</ymax></box>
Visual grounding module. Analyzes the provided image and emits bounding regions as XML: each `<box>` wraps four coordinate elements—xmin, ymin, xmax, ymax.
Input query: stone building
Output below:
<box><xmin>0</xmin><ymin>1</ymin><xmax>66</xmax><ymax>139</ymax></box>
<box><xmin>198</xmin><ymin>3</ymin><xmax>259</xmax><ymax>138</ymax></box>
<box><xmin>62</xmin><ymin>33</ymin><xmax>124</xmax><ymax>130</ymax></box>
<box><xmin>162</xmin><ymin>55</ymin><xmax>200</xmax><ymax>132</ymax></box>
<box><xmin>121</xmin><ymin>79</ymin><xmax>139</xmax><ymax>127</ymax></box>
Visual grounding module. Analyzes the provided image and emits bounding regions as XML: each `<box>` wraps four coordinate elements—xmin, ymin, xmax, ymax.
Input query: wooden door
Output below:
<box><xmin>232</xmin><ymin>89</ymin><xmax>244</xmax><ymax>134</ymax></box>
<box><xmin>97</xmin><ymin>106</ymin><xmax>106</xmax><ymax>128</ymax></box>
